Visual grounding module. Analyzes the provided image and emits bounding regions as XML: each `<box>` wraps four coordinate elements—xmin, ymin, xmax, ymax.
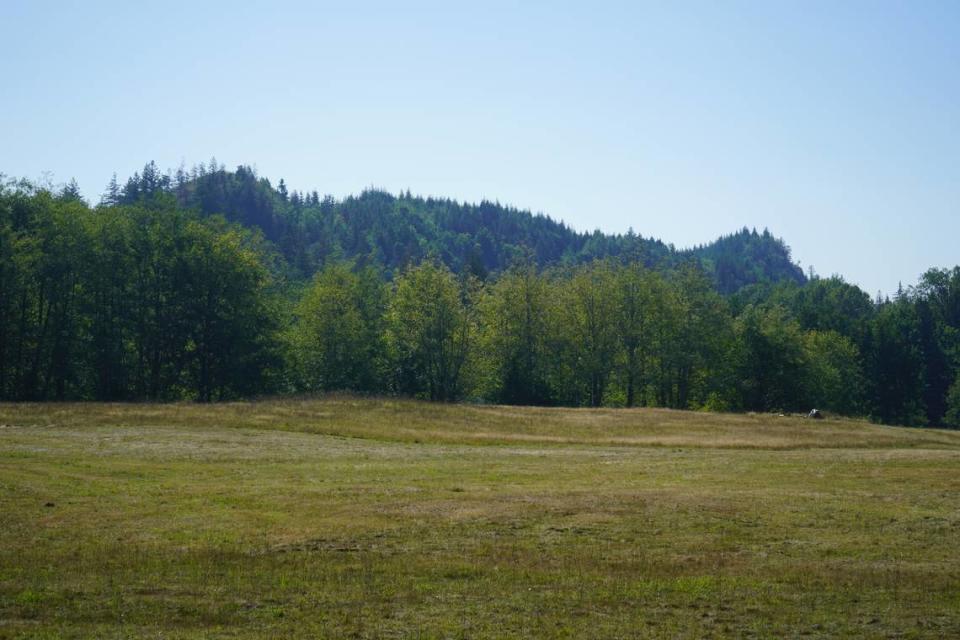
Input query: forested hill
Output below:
<box><xmin>5</xmin><ymin>167</ymin><xmax>960</xmax><ymax>427</ymax></box>
<box><xmin>109</xmin><ymin>161</ymin><xmax>805</xmax><ymax>292</ymax></box>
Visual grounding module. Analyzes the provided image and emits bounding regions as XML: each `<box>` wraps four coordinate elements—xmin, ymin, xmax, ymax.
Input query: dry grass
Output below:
<box><xmin>4</xmin><ymin>396</ymin><xmax>959</xmax><ymax>449</ymax></box>
<box><xmin>1</xmin><ymin>397</ymin><xmax>959</xmax><ymax>638</ymax></box>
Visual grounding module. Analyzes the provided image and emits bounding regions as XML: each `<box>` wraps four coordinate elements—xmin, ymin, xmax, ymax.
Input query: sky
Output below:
<box><xmin>2</xmin><ymin>1</ymin><xmax>958</xmax><ymax>295</ymax></box>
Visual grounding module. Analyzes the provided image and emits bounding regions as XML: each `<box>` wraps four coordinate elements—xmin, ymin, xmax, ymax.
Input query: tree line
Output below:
<box><xmin>0</xmin><ymin>180</ymin><xmax>279</xmax><ymax>402</ymax></box>
<box><xmin>1</xmin><ymin>175</ymin><xmax>958</xmax><ymax>427</ymax></box>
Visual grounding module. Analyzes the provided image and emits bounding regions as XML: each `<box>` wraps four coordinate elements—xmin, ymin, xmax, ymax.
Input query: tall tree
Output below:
<box><xmin>100</xmin><ymin>173</ymin><xmax>121</xmax><ymax>207</ymax></box>
<box><xmin>59</xmin><ymin>178</ymin><xmax>84</xmax><ymax>204</ymax></box>
<box><xmin>477</xmin><ymin>262</ymin><xmax>553</xmax><ymax>404</ymax></box>
<box><xmin>386</xmin><ymin>261</ymin><xmax>476</xmax><ymax>401</ymax></box>
<box><xmin>613</xmin><ymin>264</ymin><xmax>663</xmax><ymax>407</ymax></box>
<box><xmin>735</xmin><ymin>305</ymin><xmax>808</xmax><ymax>412</ymax></box>
<box><xmin>866</xmin><ymin>299</ymin><xmax>927</xmax><ymax>426</ymax></box>
<box><xmin>561</xmin><ymin>261</ymin><xmax>619</xmax><ymax>407</ymax></box>
<box><xmin>293</xmin><ymin>262</ymin><xmax>386</xmax><ymax>392</ymax></box>
<box><xmin>803</xmin><ymin>330</ymin><xmax>865</xmax><ymax>415</ymax></box>
<box><xmin>179</xmin><ymin>219</ymin><xmax>279</xmax><ymax>401</ymax></box>
<box><xmin>661</xmin><ymin>262</ymin><xmax>732</xmax><ymax>408</ymax></box>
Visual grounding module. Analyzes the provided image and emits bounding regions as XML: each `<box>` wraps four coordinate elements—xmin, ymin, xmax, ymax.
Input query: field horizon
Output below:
<box><xmin>2</xmin><ymin>397</ymin><xmax>959</xmax><ymax>637</ymax></box>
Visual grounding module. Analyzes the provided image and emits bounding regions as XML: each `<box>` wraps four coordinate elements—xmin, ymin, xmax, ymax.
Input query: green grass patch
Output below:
<box><xmin>1</xmin><ymin>398</ymin><xmax>959</xmax><ymax>637</ymax></box>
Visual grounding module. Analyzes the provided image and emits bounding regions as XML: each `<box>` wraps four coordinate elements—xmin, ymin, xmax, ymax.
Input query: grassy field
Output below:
<box><xmin>1</xmin><ymin>398</ymin><xmax>959</xmax><ymax>638</ymax></box>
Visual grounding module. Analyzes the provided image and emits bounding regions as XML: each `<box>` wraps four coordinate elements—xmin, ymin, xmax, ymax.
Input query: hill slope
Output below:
<box><xmin>115</xmin><ymin>162</ymin><xmax>806</xmax><ymax>292</ymax></box>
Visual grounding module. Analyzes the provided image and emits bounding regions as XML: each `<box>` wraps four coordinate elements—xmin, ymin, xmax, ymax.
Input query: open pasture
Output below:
<box><xmin>1</xmin><ymin>398</ymin><xmax>959</xmax><ymax>638</ymax></box>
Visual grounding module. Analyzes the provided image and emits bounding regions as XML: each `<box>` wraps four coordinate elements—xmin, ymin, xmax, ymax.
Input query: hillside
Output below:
<box><xmin>2</xmin><ymin>398</ymin><xmax>959</xmax><ymax>638</ymax></box>
<box><xmin>112</xmin><ymin>161</ymin><xmax>806</xmax><ymax>292</ymax></box>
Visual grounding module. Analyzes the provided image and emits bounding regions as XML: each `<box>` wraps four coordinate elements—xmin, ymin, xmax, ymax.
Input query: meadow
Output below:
<box><xmin>1</xmin><ymin>397</ymin><xmax>959</xmax><ymax>638</ymax></box>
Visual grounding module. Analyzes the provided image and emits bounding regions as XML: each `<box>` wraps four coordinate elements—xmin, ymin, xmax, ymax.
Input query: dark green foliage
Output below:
<box><xmin>780</xmin><ymin>276</ymin><xmax>875</xmax><ymax>346</ymax></box>
<box><xmin>116</xmin><ymin>163</ymin><xmax>806</xmax><ymax>290</ymax></box>
<box><xmin>946</xmin><ymin>378</ymin><xmax>960</xmax><ymax>427</ymax></box>
<box><xmin>0</xmin><ymin>186</ymin><xmax>87</xmax><ymax>399</ymax></box>
<box><xmin>736</xmin><ymin>305</ymin><xmax>810</xmax><ymax>412</ymax></box>
<box><xmin>689</xmin><ymin>227</ymin><xmax>805</xmax><ymax>294</ymax></box>
<box><xmin>0</xmin><ymin>179</ymin><xmax>279</xmax><ymax>401</ymax></box>
<box><xmin>865</xmin><ymin>300</ymin><xmax>927</xmax><ymax>426</ymax></box>
<box><xmin>913</xmin><ymin>268</ymin><xmax>960</xmax><ymax>425</ymax></box>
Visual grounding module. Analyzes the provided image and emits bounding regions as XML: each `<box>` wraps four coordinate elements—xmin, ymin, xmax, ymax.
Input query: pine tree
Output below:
<box><xmin>101</xmin><ymin>173</ymin><xmax>121</xmax><ymax>206</ymax></box>
<box><xmin>59</xmin><ymin>178</ymin><xmax>84</xmax><ymax>203</ymax></box>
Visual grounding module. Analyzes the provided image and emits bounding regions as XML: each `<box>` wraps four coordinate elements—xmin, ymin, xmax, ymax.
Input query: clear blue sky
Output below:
<box><xmin>2</xmin><ymin>1</ymin><xmax>958</xmax><ymax>295</ymax></box>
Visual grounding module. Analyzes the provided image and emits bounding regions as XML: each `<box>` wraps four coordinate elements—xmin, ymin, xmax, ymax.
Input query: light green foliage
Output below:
<box><xmin>386</xmin><ymin>261</ymin><xmax>477</xmax><ymax>400</ymax></box>
<box><xmin>736</xmin><ymin>308</ymin><xmax>866</xmax><ymax>415</ymax></box>
<box><xmin>476</xmin><ymin>263</ymin><xmax>553</xmax><ymax>404</ymax></box>
<box><xmin>612</xmin><ymin>263</ymin><xmax>663</xmax><ymax>407</ymax></box>
<box><xmin>293</xmin><ymin>263</ymin><xmax>385</xmax><ymax>391</ymax></box>
<box><xmin>662</xmin><ymin>263</ymin><xmax>734</xmax><ymax>409</ymax></box>
<box><xmin>559</xmin><ymin>261</ymin><xmax>620</xmax><ymax>406</ymax></box>
<box><xmin>804</xmin><ymin>330</ymin><xmax>865</xmax><ymax>415</ymax></box>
